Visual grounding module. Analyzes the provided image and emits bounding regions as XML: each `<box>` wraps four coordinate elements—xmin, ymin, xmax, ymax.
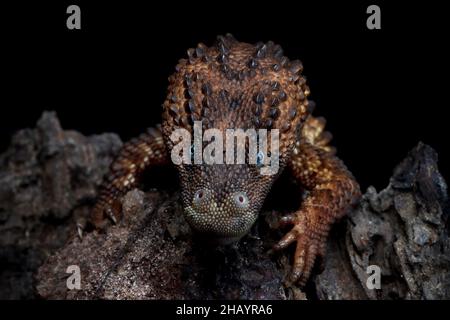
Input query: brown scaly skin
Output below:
<box><xmin>91</xmin><ymin>34</ymin><xmax>361</xmax><ymax>286</ymax></box>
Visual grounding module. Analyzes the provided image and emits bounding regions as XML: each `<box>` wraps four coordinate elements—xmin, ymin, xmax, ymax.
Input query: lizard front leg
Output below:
<box><xmin>91</xmin><ymin>126</ymin><xmax>168</xmax><ymax>228</ymax></box>
<box><xmin>275</xmin><ymin>139</ymin><xmax>361</xmax><ymax>286</ymax></box>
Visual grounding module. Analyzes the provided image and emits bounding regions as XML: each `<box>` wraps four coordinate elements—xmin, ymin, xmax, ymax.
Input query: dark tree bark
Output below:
<box><xmin>1</xmin><ymin>112</ymin><xmax>449</xmax><ymax>299</ymax></box>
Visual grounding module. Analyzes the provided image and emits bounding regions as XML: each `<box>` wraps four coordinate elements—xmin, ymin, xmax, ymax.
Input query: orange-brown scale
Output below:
<box><xmin>92</xmin><ymin>34</ymin><xmax>361</xmax><ymax>286</ymax></box>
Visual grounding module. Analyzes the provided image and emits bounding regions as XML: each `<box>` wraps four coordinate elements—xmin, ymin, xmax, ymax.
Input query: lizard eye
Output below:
<box><xmin>256</xmin><ymin>151</ymin><xmax>265</xmax><ymax>167</ymax></box>
<box><xmin>233</xmin><ymin>192</ymin><xmax>249</xmax><ymax>209</ymax></box>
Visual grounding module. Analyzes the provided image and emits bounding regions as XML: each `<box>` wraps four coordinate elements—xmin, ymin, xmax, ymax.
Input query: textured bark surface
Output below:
<box><xmin>1</xmin><ymin>112</ymin><xmax>449</xmax><ymax>299</ymax></box>
<box><xmin>316</xmin><ymin>142</ymin><xmax>450</xmax><ymax>299</ymax></box>
<box><xmin>0</xmin><ymin>112</ymin><xmax>122</xmax><ymax>299</ymax></box>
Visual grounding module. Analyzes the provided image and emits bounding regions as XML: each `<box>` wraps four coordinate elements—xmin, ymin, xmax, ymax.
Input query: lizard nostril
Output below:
<box><xmin>193</xmin><ymin>189</ymin><xmax>207</xmax><ymax>206</ymax></box>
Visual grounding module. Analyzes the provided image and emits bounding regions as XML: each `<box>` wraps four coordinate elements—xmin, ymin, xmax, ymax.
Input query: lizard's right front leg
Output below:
<box><xmin>91</xmin><ymin>126</ymin><xmax>168</xmax><ymax>228</ymax></box>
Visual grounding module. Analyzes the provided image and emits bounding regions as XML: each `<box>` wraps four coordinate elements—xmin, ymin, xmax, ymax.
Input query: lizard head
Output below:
<box><xmin>161</xmin><ymin>34</ymin><xmax>311</xmax><ymax>243</ymax></box>
<box><xmin>178</xmin><ymin>161</ymin><xmax>277</xmax><ymax>243</ymax></box>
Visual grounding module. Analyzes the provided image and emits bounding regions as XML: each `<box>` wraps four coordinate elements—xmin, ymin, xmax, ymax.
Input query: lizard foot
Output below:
<box><xmin>274</xmin><ymin>212</ymin><xmax>327</xmax><ymax>286</ymax></box>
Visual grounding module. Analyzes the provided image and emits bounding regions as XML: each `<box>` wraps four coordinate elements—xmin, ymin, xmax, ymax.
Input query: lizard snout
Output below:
<box><xmin>184</xmin><ymin>192</ymin><xmax>257</xmax><ymax>241</ymax></box>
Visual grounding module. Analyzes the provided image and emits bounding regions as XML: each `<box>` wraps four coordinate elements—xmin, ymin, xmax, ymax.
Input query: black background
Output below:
<box><xmin>2</xmin><ymin>1</ymin><xmax>449</xmax><ymax>191</ymax></box>
<box><xmin>2</xmin><ymin>300</ymin><xmax>448</xmax><ymax>319</ymax></box>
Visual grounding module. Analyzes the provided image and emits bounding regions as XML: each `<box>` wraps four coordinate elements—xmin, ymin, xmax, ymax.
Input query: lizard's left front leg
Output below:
<box><xmin>275</xmin><ymin>141</ymin><xmax>361</xmax><ymax>286</ymax></box>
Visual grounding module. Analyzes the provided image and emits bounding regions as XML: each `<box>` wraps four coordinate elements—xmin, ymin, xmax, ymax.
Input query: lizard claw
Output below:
<box><xmin>91</xmin><ymin>198</ymin><xmax>122</xmax><ymax>229</ymax></box>
<box><xmin>76</xmin><ymin>219</ymin><xmax>86</xmax><ymax>240</ymax></box>
<box><xmin>274</xmin><ymin>214</ymin><xmax>324</xmax><ymax>286</ymax></box>
<box><xmin>106</xmin><ymin>207</ymin><xmax>118</xmax><ymax>224</ymax></box>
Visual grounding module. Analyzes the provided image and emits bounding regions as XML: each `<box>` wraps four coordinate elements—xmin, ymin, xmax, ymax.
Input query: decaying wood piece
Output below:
<box><xmin>316</xmin><ymin>143</ymin><xmax>450</xmax><ymax>299</ymax></box>
<box><xmin>1</xmin><ymin>113</ymin><xmax>449</xmax><ymax>299</ymax></box>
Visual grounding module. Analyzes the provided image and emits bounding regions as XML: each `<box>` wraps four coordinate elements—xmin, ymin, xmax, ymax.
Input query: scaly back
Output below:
<box><xmin>161</xmin><ymin>34</ymin><xmax>313</xmax><ymax>162</ymax></box>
